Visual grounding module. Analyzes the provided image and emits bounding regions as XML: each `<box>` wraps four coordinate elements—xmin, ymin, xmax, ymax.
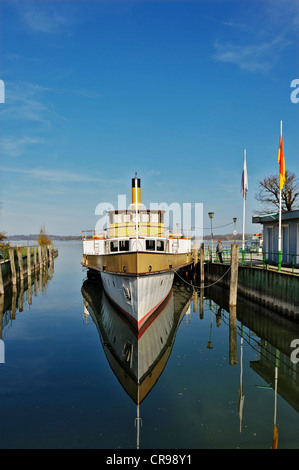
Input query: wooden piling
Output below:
<box><xmin>17</xmin><ymin>247</ymin><xmax>24</xmax><ymax>281</ymax></box>
<box><xmin>38</xmin><ymin>246</ymin><xmax>42</xmax><ymax>269</ymax></box>
<box><xmin>9</xmin><ymin>247</ymin><xmax>17</xmax><ymax>286</ymax></box>
<box><xmin>48</xmin><ymin>244</ymin><xmax>52</xmax><ymax>262</ymax></box>
<box><xmin>229</xmin><ymin>243</ymin><xmax>239</xmax><ymax>306</ymax></box>
<box><xmin>1</xmin><ymin>243</ymin><xmax>57</xmax><ymax>292</ymax></box>
<box><xmin>27</xmin><ymin>247</ymin><xmax>32</xmax><ymax>276</ymax></box>
<box><xmin>33</xmin><ymin>247</ymin><xmax>37</xmax><ymax>271</ymax></box>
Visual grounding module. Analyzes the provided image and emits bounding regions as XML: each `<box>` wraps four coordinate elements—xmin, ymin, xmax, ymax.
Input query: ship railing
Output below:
<box><xmin>82</xmin><ymin>230</ymin><xmax>106</xmax><ymax>241</ymax></box>
<box><xmin>82</xmin><ymin>227</ymin><xmax>192</xmax><ymax>240</ymax></box>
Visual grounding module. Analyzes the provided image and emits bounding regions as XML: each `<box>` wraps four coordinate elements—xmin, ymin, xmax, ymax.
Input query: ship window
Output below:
<box><xmin>123</xmin><ymin>213</ymin><xmax>130</xmax><ymax>223</ymax></box>
<box><xmin>119</xmin><ymin>240</ymin><xmax>129</xmax><ymax>251</ymax></box>
<box><xmin>110</xmin><ymin>241</ymin><xmax>118</xmax><ymax>252</ymax></box>
<box><xmin>156</xmin><ymin>240</ymin><xmax>164</xmax><ymax>251</ymax></box>
<box><xmin>114</xmin><ymin>214</ymin><xmax>122</xmax><ymax>223</ymax></box>
<box><xmin>151</xmin><ymin>214</ymin><xmax>159</xmax><ymax>223</ymax></box>
<box><xmin>142</xmin><ymin>213</ymin><xmax>150</xmax><ymax>222</ymax></box>
<box><xmin>146</xmin><ymin>239</ymin><xmax>155</xmax><ymax>251</ymax></box>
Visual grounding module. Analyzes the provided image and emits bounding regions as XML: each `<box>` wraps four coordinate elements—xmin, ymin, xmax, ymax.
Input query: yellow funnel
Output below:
<box><xmin>132</xmin><ymin>174</ymin><xmax>141</xmax><ymax>207</ymax></box>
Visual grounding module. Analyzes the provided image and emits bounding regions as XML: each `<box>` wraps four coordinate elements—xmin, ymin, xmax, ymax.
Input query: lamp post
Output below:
<box><xmin>208</xmin><ymin>212</ymin><xmax>214</xmax><ymax>261</ymax></box>
<box><xmin>233</xmin><ymin>217</ymin><xmax>237</xmax><ymax>243</ymax></box>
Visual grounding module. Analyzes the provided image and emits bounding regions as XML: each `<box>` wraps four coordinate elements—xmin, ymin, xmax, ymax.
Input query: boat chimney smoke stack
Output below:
<box><xmin>132</xmin><ymin>173</ymin><xmax>141</xmax><ymax>207</ymax></box>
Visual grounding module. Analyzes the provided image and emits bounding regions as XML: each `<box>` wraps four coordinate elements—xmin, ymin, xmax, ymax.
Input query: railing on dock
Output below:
<box><xmin>201</xmin><ymin>245</ymin><xmax>299</xmax><ymax>274</ymax></box>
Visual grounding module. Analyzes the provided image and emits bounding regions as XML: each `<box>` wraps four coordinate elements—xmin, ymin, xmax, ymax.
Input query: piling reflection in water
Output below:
<box><xmin>0</xmin><ymin>261</ymin><xmax>55</xmax><ymax>339</ymax></box>
<box><xmin>205</xmin><ymin>283</ymin><xmax>299</xmax><ymax>449</ymax></box>
<box><xmin>81</xmin><ymin>277</ymin><xmax>194</xmax><ymax>448</ymax></box>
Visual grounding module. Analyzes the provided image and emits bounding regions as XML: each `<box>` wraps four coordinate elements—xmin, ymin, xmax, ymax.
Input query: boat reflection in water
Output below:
<box><xmin>81</xmin><ymin>276</ymin><xmax>193</xmax><ymax>448</ymax></box>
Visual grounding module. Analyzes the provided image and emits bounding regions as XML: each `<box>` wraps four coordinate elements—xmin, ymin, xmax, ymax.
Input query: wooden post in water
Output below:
<box><xmin>229</xmin><ymin>243</ymin><xmax>239</xmax><ymax>307</ymax></box>
<box><xmin>48</xmin><ymin>244</ymin><xmax>52</xmax><ymax>262</ymax></box>
<box><xmin>38</xmin><ymin>246</ymin><xmax>42</xmax><ymax>270</ymax></box>
<box><xmin>27</xmin><ymin>246</ymin><xmax>32</xmax><ymax>277</ymax></box>
<box><xmin>9</xmin><ymin>247</ymin><xmax>17</xmax><ymax>286</ymax></box>
<box><xmin>17</xmin><ymin>247</ymin><xmax>24</xmax><ymax>281</ymax></box>
<box><xmin>33</xmin><ymin>247</ymin><xmax>37</xmax><ymax>271</ymax></box>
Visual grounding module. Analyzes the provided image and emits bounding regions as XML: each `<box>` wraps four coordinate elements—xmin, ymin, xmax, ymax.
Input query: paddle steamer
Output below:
<box><xmin>82</xmin><ymin>174</ymin><xmax>193</xmax><ymax>329</ymax></box>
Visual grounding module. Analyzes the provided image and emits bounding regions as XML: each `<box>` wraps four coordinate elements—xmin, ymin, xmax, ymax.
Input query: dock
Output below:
<box><xmin>193</xmin><ymin>244</ymin><xmax>299</xmax><ymax>321</ymax></box>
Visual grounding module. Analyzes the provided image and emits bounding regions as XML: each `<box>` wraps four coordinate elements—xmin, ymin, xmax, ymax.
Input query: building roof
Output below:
<box><xmin>252</xmin><ymin>209</ymin><xmax>299</xmax><ymax>224</ymax></box>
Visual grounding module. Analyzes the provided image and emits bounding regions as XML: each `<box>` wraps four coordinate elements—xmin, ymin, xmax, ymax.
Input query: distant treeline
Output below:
<box><xmin>203</xmin><ymin>233</ymin><xmax>251</xmax><ymax>241</ymax></box>
<box><xmin>7</xmin><ymin>234</ymin><xmax>81</xmax><ymax>241</ymax></box>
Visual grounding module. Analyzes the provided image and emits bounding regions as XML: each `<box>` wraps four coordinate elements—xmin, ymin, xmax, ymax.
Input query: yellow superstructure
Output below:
<box><xmin>108</xmin><ymin>210</ymin><xmax>165</xmax><ymax>238</ymax></box>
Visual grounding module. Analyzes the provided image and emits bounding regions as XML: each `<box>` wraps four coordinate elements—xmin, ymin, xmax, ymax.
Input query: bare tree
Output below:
<box><xmin>255</xmin><ymin>170</ymin><xmax>299</xmax><ymax>213</ymax></box>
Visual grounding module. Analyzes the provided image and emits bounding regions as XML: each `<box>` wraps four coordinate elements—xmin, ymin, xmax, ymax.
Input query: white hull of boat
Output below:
<box><xmin>100</xmin><ymin>271</ymin><xmax>174</xmax><ymax>329</ymax></box>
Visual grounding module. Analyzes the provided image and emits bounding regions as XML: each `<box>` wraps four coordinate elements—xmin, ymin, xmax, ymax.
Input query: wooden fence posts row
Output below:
<box><xmin>0</xmin><ymin>245</ymin><xmax>55</xmax><ymax>294</ymax></box>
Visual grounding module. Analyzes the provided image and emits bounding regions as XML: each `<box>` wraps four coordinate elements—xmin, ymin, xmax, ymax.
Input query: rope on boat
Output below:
<box><xmin>173</xmin><ymin>264</ymin><xmax>233</xmax><ymax>290</ymax></box>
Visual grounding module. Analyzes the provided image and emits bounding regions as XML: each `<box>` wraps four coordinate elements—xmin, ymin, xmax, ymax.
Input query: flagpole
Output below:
<box><xmin>278</xmin><ymin>121</ymin><xmax>282</xmax><ymax>271</ymax></box>
<box><xmin>242</xmin><ymin>149</ymin><xmax>246</xmax><ymax>251</ymax></box>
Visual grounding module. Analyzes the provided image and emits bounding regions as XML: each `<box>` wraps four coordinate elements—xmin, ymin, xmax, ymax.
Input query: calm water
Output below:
<box><xmin>0</xmin><ymin>241</ymin><xmax>298</xmax><ymax>450</ymax></box>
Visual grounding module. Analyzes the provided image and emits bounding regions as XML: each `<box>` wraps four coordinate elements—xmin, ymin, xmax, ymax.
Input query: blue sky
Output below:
<box><xmin>0</xmin><ymin>0</ymin><xmax>298</xmax><ymax>237</ymax></box>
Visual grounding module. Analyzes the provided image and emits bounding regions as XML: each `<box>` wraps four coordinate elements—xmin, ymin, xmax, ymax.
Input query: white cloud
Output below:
<box><xmin>13</xmin><ymin>0</ymin><xmax>68</xmax><ymax>34</ymax></box>
<box><xmin>214</xmin><ymin>35</ymin><xmax>290</xmax><ymax>73</ymax></box>
<box><xmin>2</xmin><ymin>81</ymin><xmax>68</xmax><ymax>130</ymax></box>
<box><xmin>0</xmin><ymin>166</ymin><xmax>111</xmax><ymax>184</ymax></box>
<box><xmin>0</xmin><ymin>137</ymin><xmax>42</xmax><ymax>158</ymax></box>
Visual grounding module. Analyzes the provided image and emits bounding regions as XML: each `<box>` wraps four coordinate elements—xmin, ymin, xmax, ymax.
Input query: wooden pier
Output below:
<box><xmin>194</xmin><ymin>245</ymin><xmax>299</xmax><ymax>321</ymax></box>
<box><xmin>0</xmin><ymin>244</ymin><xmax>58</xmax><ymax>294</ymax></box>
